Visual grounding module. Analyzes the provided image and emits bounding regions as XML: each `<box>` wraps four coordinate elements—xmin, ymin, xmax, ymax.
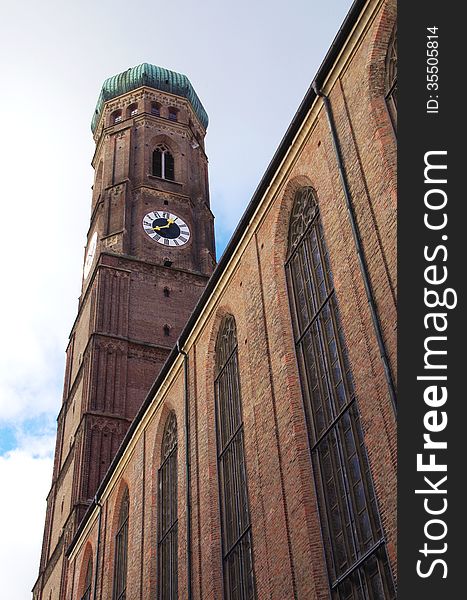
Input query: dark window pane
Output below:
<box><xmin>153</xmin><ymin>149</ymin><xmax>162</xmax><ymax>177</ymax></box>
<box><xmin>165</xmin><ymin>152</ymin><xmax>175</xmax><ymax>181</ymax></box>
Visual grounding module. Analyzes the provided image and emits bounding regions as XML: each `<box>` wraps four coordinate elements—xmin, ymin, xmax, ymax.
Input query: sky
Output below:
<box><xmin>0</xmin><ymin>0</ymin><xmax>353</xmax><ymax>596</ymax></box>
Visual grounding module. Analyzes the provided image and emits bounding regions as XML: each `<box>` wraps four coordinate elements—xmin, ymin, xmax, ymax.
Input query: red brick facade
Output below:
<box><xmin>34</xmin><ymin>0</ymin><xmax>397</xmax><ymax>598</ymax></box>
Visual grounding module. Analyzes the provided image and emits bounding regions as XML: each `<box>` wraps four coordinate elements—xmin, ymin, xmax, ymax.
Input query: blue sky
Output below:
<box><xmin>0</xmin><ymin>0</ymin><xmax>353</xmax><ymax>596</ymax></box>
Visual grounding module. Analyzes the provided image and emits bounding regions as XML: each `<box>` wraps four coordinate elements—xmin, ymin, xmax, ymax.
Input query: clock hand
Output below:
<box><xmin>153</xmin><ymin>218</ymin><xmax>174</xmax><ymax>231</ymax></box>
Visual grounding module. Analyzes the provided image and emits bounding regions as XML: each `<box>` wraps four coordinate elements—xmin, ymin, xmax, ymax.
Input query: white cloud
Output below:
<box><xmin>0</xmin><ymin>438</ymin><xmax>54</xmax><ymax>599</ymax></box>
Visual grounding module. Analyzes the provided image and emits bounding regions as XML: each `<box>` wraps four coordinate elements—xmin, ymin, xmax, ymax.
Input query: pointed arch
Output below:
<box><xmin>152</xmin><ymin>144</ymin><xmax>175</xmax><ymax>181</ymax></box>
<box><xmin>113</xmin><ymin>486</ymin><xmax>129</xmax><ymax>600</ymax></box>
<box><xmin>80</xmin><ymin>556</ymin><xmax>92</xmax><ymax>600</ymax></box>
<box><xmin>285</xmin><ymin>187</ymin><xmax>395</xmax><ymax>598</ymax></box>
<box><xmin>78</xmin><ymin>544</ymin><xmax>93</xmax><ymax>600</ymax></box>
<box><xmin>215</xmin><ymin>315</ymin><xmax>256</xmax><ymax>600</ymax></box>
<box><xmin>158</xmin><ymin>411</ymin><xmax>178</xmax><ymax>600</ymax></box>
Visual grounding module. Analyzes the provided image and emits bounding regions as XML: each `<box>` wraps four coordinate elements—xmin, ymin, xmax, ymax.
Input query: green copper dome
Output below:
<box><xmin>91</xmin><ymin>63</ymin><xmax>208</xmax><ymax>132</ymax></box>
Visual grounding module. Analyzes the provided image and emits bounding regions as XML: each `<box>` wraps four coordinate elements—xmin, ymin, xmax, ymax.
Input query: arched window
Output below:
<box><xmin>151</xmin><ymin>102</ymin><xmax>161</xmax><ymax>117</ymax></box>
<box><xmin>127</xmin><ymin>103</ymin><xmax>138</xmax><ymax>117</ymax></box>
<box><xmin>152</xmin><ymin>145</ymin><xmax>175</xmax><ymax>181</ymax></box>
<box><xmin>113</xmin><ymin>487</ymin><xmax>129</xmax><ymax>600</ymax></box>
<box><xmin>385</xmin><ymin>26</ymin><xmax>397</xmax><ymax>130</ymax></box>
<box><xmin>158</xmin><ymin>412</ymin><xmax>178</xmax><ymax>600</ymax></box>
<box><xmin>285</xmin><ymin>187</ymin><xmax>395</xmax><ymax>599</ymax></box>
<box><xmin>215</xmin><ymin>316</ymin><xmax>256</xmax><ymax>600</ymax></box>
<box><xmin>80</xmin><ymin>557</ymin><xmax>92</xmax><ymax>600</ymax></box>
<box><xmin>111</xmin><ymin>110</ymin><xmax>122</xmax><ymax>125</ymax></box>
<box><xmin>168</xmin><ymin>107</ymin><xmax>178</xmax><ymax>122</ymax></box>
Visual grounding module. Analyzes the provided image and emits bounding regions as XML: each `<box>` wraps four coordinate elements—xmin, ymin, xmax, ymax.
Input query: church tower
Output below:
<box><xmin>34</xmin><ymin>64</ymin><xmax>215</xmax><ymax>599</ymax></box>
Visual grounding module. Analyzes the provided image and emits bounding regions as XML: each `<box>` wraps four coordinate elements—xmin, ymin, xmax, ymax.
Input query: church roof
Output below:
<box><xmin>91</xmin><ymin>63</ymin><xmax>209</xmax><ymax>132</ymax></box>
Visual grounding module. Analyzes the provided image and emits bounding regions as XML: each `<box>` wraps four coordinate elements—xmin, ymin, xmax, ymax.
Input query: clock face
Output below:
<box><xmin>142</xmin><ymin>210</ymin><xmax>191</xmax><ymax>247</ymax></box>
<box><xmin>83</xmin><ymin>231</ymin><xmax>98</xmax><ymax>279</ymax></box>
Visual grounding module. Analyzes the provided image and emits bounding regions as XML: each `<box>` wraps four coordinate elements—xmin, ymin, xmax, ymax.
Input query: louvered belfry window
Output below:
<box><xmin>215</xmin><ymin>315</ymin><xmax>256</xmax><ymax>600</ymax></box>
<box><xmin>80</xmin><ymin>557</ymin><xmax>92</xmax><ymax>600</ymax></box>
<box><xmin>158</xmin><ymin>412</ymin><xmax>178</xmax><ymax>600</ymax></box>
<box><xmin>385</xmin><ymin>26</ymin><xmax>397</xmax><ymax>130</ymax></box>
<box><xmin>285</xmin><ymin>187</ymin><xmax>396</xmax><ymax>599</ymax></box>
<box><xmin>113</xmin><ymin>487</ymin><xmax>129</xmax><ymax>600</ymax></box>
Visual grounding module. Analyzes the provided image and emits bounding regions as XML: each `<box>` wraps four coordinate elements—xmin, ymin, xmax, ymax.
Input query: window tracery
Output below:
<box><xmin>285</xmin><ymin>187</ymin><xmax>395</xmax><ymax>599</ymax></box>
<box><xmin>152</xmin><ymin>144</ymin><xmax>175</xmax><ymax>181</ymax></box>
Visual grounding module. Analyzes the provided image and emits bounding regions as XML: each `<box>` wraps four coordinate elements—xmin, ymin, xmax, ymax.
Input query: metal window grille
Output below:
<box><xmin>80</xmin><ymin>557</ymin><xmax>92</xmax><ymax>600</ymax></box>
<box><xmin>385</xmin><ymin>27</ymin><xmax>397</xmax><ymax>131</ymax></box>
<box><xmin>285</xmin><ymin>187</ymin><xmax>396</xmax><ymax>600</ymax></box>
<box><xmin>158</xmin><ymin>412</ymin><xmax>178</xmax><ymax>600</ymax></box>
<box><xmin>214</xmin><ymin>316</ymin><xmax>256</xmax><ymax>600</ymax></box>
<box><xmin>113</xmin><ymin>488</ymin><xmax>129</xmax><ymax>600</ymax></box>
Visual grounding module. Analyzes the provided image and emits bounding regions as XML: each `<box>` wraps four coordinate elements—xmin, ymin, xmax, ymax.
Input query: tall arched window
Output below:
<box><xmin>385</xmin><ymin>26</ymin><xmax>397</xmax><ymax>130</ymax></box>
<box><xmin>158</xmin><ymin>411</ymin><xmax>178</xmax><ymax>600</ymax></box>
<box><xmin>215</xmin><ymin>316</ymin><xmax>256</xmax><ymax>600</ymax></box>
<box><xmin>285</xmin><ymin>187</ymin><xmax>395</xmax><ymax>599</ymax></box>
<box><xmin>80</xmin><ymin>556</ymin><xmax>92</xmax><ymax>600</ymax></box>
<box><xmin>113</xmin><ymin>487</ymin><xmax>129</xmax><ymax>600</ymax></box>
<box><xmin>152</xmin><ymin>144</ymin><xmax>175</xmax><ymax>181</ymax></box>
